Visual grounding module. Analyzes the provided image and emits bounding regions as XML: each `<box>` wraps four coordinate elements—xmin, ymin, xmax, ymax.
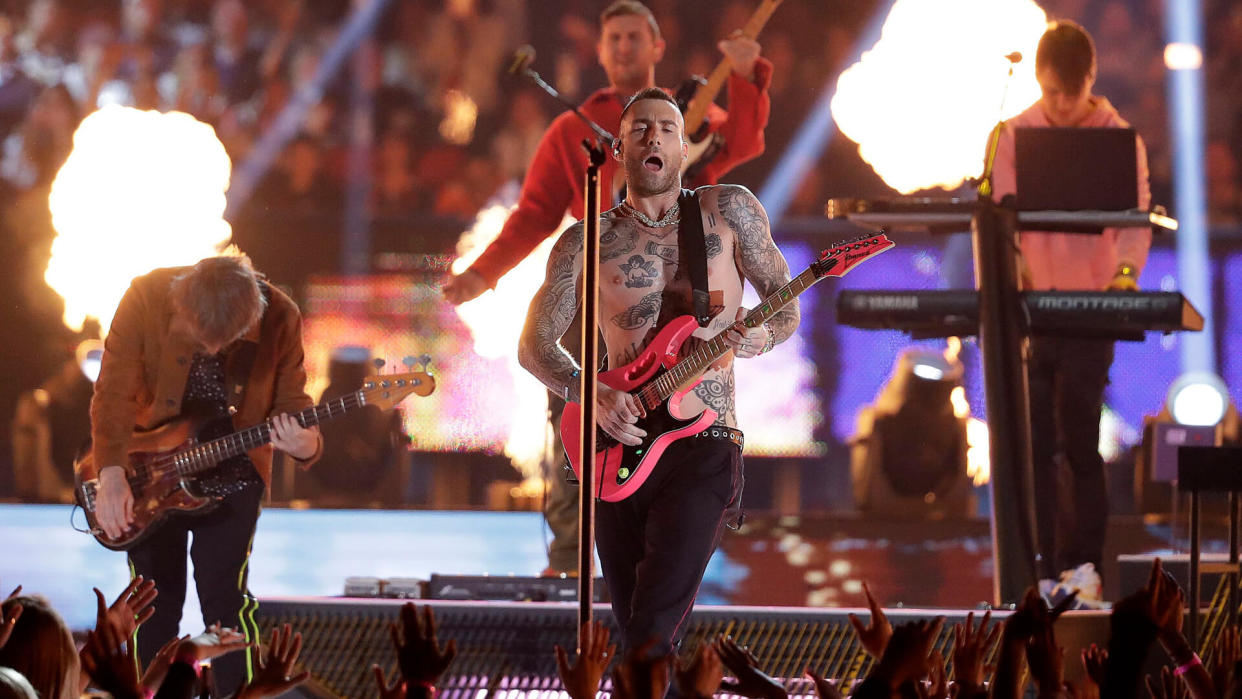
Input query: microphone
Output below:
<box><xmin>509</xmin><ymin>45</ymin><xmax>536</xmax><ymax>75</ymax></box>
<box><xmin>1005</xmin><ymin>51</ymin><xmax>1023</xmax><ymax>63</ymax></box>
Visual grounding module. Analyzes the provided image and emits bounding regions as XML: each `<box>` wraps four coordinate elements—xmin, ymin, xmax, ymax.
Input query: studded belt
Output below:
<box><xmin>694</xmin><ymin>426</ymin><xmax>744</xmax><ymax>449</ymax></box>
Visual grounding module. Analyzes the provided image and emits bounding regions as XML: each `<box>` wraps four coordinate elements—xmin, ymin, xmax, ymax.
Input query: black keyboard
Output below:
<box><xmin>837</xmin><ymin>290</ymin><xmax>1204</xmax><ymax>340</ymax></box>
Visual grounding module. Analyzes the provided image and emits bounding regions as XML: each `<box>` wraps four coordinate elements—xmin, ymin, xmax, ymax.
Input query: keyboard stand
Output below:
<box><xmin>973</xmin><ymin>201</ymin><xmax>1039</xmax><ymax>603</ymax></box>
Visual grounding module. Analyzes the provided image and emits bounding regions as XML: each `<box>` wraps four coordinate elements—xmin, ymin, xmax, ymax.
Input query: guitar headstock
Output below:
<box><xmin>361</xmin><ymin>369</ymin><xmax>436</xmax><ymax>411</ymax></box>
<box><xmin>811</xmin><ymin>230</ymin><xmax>895</xmax><ymax>279</ymax></box>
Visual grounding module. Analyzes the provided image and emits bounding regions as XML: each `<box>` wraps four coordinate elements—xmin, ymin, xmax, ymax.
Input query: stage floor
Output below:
<box><xmin>0</xmin><ymin>502</ymin><xmax>1200</xmax><ymax>633</ymax></box>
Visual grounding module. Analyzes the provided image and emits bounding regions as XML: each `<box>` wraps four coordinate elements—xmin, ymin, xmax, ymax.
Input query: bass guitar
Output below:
<box><xmin>561</xmin><ymin>232</ymin><xmax>894</xmax><ymax>502</ymax></box>
<box><xmin>75</xmin><ymin>367</ymin><xmax>435</xmax><ymax>551</ymax></box>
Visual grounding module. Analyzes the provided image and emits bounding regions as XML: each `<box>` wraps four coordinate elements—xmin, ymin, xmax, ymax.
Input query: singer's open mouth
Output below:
<box><xmin>644</xmin><ymin>156</ymin><xmax>664</xmax><ymax>172</ymax></box>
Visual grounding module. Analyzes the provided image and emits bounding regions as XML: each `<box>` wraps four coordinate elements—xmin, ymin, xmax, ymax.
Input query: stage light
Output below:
<box><xmin>850</xmin><ymin>347</ymin><xmax>974</xmax><ymax>518</ymax></box>
<box><xmin>1167</xmin><ymin>372</ymin><xmax>1230</xmax><ymax>426</ymax></box>
<box><xmin>75</xmin><ymin>340</ymin><xmax>104</xmax><ymax>383</ymax></box>
<box><xmin>1134</xmin><ymin>372</ymin><xmax>1235</xmax><ymax>512</ymax></box>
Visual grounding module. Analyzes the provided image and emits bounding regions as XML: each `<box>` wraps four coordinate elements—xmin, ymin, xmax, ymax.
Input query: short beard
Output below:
<box><xmin>624</xmin><ymin>159</ymin><xmax>682</xmax><ymax>197</ymax></box>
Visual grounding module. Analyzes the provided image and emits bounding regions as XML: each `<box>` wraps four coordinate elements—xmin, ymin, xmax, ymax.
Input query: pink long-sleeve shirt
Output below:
<box><xmin>991</xmin><ymin>96</ymin><xmax>1152</xmax><ymax>291</ymax></box>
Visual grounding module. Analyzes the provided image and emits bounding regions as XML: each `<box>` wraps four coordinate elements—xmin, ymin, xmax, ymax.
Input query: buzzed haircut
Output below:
<box><xmin>169</xmin><ymin>255</ymin><xmax>267</xmax><ymax>348</ymax></box>
<box><xmin>620</xmin><ymin>87</ymin><xmax>679</xmax><ymax>124</ymax></box>
<box><xmin>600</xmin><ymin>0</ymin><xmax>661</xmax><ymax>42</ymax></box>
<box><xmin>1036</xmin><ymin>20</ymin><xmax>1097</xmax><ymax>94</ymax></box>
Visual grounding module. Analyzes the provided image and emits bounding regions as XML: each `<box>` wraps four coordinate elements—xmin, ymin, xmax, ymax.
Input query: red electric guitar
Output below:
<box><xmin>562</xmin><ymin>231</ymin><xmax>895</xmax><ymax>501</ymax></box>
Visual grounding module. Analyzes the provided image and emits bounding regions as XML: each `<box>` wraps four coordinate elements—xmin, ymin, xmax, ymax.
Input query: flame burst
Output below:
<box><xmin>452</xmin><ymin>200</ymin><xmax>574</xmax><ymax>480</ymax></box>
<box><xmin>831</xmin><ymin>0</ymin><xmax>1047</xmax><ymax>193</ymax></box>
<box><xmin>45</xmin><ymin>106</ymin><xmax>233</xmax><ymax>335</ymax></box>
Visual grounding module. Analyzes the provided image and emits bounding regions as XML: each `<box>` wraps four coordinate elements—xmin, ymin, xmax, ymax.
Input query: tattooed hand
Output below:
<box><xmin>722</xmin><ymin>307</ymin><xmax>769</xmax><ymax>359</ymax></box>
<box><xmin>598</xmin><ymin>384</ymin><xmax>647</xmax><ymax>446</ymax></box>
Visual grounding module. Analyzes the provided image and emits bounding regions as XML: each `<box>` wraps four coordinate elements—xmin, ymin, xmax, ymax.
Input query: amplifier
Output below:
<box><xmin>427</xmin><ymin>574</ymin><xmax>608</xmax><ymax>602</ymax></box>
<box><xmin>1117</xmin><ymin>553</ymin><xmax>1237</xmax><ymax>600</ymax></box>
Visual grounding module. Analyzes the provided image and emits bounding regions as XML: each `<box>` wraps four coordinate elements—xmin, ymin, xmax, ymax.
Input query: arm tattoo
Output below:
<box><xmin>610</xmin><ymin>290</ymin><xmax>662</xmax><ymax>330</ymax></box>
<box><xmin>518</xmin><ymin>223</ymin><xmax>585</xmax><ymax>401</ymax></box>
<box><xmin>718</xmin><ymin>186</ymin><xmax>800</xmax><ymax>345</ymax></box>
<box><xmin>692</xmin><ymin>369</ymin><xmax>737</xmax><ymax>425</ymax></box>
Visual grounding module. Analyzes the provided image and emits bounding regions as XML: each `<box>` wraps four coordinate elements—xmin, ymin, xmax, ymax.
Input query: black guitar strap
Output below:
<box><xmin>679</xmin><ymin>188</ymin><xmax>714</xmax><ymax>328</ymax></box>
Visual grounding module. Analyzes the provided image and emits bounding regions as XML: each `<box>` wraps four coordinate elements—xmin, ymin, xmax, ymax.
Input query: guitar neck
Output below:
<box><xmin>682</xmin><ymin>0</ymin><xmax>782</xmax><ymax>130</ymax></box>
<box><xmin>175</xmin><ymin>391</ymin><xmax>365</xmax><ymax>476</ymax></box>
<box><xmin>651</xmin><ymin>266</ymin><xmax>818</xmax><ymax>401</ymax></box>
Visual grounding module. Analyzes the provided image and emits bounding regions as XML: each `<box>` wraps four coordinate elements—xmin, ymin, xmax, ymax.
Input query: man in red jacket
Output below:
<box><xmin>443</xmin><ymin>0</ymin><xmax>772</xmax><ymax>576</ymax></box>
<box><xmin>444</xmin><ymin>0</ymin><xmax>772</xmax><ymax>302</ymax></box>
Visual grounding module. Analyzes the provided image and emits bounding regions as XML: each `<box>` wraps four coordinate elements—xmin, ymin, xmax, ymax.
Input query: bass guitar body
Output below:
<box><xmin>560</xmin><ymin>316</ymin><xmax>718</xmax><ymax>502</ymax></box>
<box><xmin>75</xmin><ymin>416</ymin><xmax>223</xmax><ymax>552</ymax></box>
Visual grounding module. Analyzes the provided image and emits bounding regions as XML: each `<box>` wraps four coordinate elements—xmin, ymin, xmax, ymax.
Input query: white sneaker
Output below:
<box><xmin>1055</xmin><ymin>563</ymin><xmax>1103</xmax><ymax>606</ymax></box>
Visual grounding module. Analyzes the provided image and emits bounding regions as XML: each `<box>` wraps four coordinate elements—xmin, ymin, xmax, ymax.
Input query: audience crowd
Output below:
<box><xmin>2</xmin><ymin>558</ymin><xmax>1240</xmax><ymax>699</ymax></box>
<box><xmin>1</xmin><ymin>0</ymin><xmax>1236</xmax><ymax>253</ymax></box>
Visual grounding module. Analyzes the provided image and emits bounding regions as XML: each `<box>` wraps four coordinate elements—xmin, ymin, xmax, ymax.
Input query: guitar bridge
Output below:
<box><xmin>80</xmin><ymin>480</ymin><xmax>98</xmax><ymax>512</ymax></box>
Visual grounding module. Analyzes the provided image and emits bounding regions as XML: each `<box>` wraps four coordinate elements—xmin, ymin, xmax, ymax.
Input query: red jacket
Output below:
<box><xmin>469</xmin><ymin>58</ymin><xmax>773</xmax><ymax>287</ymax></box>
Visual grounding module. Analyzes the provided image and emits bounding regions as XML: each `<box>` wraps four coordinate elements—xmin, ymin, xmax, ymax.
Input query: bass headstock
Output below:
<box><xmin>361</xmin><ymin>364</ymin><xmax>436</xmax><ymax>412</ymax></box>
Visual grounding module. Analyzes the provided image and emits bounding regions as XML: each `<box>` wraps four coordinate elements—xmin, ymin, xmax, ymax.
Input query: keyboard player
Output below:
<box><xmin>988</xmin><ymin>19</ymin><xmax>1151</xmax><ymax>604</ymax></box>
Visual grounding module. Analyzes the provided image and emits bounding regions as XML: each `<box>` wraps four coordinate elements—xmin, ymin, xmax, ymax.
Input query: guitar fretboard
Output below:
<box><xmin>170</xmin><ymin>391</ymin><xmax>367</xmax><ymax>477</ymax></box>
<box><xmin>646</xmin><ymin>266</ymin><xmax>818</xmax><ymax>403</ymax></box>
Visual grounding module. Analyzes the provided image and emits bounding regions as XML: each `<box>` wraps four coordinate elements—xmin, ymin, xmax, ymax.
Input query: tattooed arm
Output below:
<box><xmin>717</xmin><ymin>184</ymin><xmax>800</xmax><ymax>345</ymax></box>
<box><xmin>518</xmin><ymin>222</ymin><xmax>585</xmax><ymax>401</ymax></box>
<box><xmin>518</xmin><ymin>220</ymin><xmax>649</xmax><ymax>446</ymax></box>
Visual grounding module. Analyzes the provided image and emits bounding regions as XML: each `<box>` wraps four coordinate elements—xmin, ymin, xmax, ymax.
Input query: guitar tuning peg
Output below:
<box><xmin>418</xmin><ymin>354</ymin><xmax>431</xmax><ymax>369</ymax></box>
<box><xmin>401</xmin><ymin>356</ymin><xmax>416</xmax><ymax>368</ymax></box>
<box><xmin>373</xmin><ymin>358</ymin><xmax>386</xmax><ymax>371</ymax></box>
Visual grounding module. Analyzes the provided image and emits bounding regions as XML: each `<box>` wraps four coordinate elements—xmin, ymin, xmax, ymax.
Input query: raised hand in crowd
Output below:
<box><xmin>0</xmin><ymin>582</ymin><xmax>21</xmax><ymax>650</ymax></box>
<box><xmin>139</xmin><ymin>634</ymin><xmax>188</xmax><ymax>696</ymax></box>
<box><xmin>1078</xmin><ymin>643</ymin><xmax>1109</xmax><ymax>699</ymax></box>
<box><xmin>388</xmin><ymin>603</ymin><xmax>458</xmax><ymax>698</ymax></box>
<box><xmin>96</xmin><ymin>577</ymin><xmax>158</xmax><ymax>640</ymax></box>
<box><xmin>804</xmin><ymin>665</ymin><xmax>844</xmax><ymax>699</ymax></box>
<box><xmin>951</xmin><ymin>610</ymin><xmax>999</xmax><ymax>699</ymax></box>
<box><xmin>1211</xmin><ymin>626</ymin><xmax>1242</xmax><ymax>697</ymax></box>
<box><xmin>714</xmin><ymin>635</ymin><xmax>787</xmax><ymax>699</ymax></box>
<box><xmin>1027</xmin><ymin>622</ymin><xmax>1066</xmax><ymax>698</ymax></box>
<box><xmin>848</xmin><ymin>582</ymin><xmax>893</xmax><ymax>659</ymax></box>
<box><xmin>175</xmin><ymin>624</ymin><xmax>250</xmax><ymax>665</ymax></box>
<box><xmin>612</xmin><ymin>638</ymin><xmax>672</xmax><ymax>699</ymax></box>
<box><xmin>555</xmin><ymin>620</ymin><xmax>616</xmax><ymax>699</ymax></box>
<box><xmin>914</xmin><ymin>650</ymin><xmax>948</xmax><ymax>699</ymax></box>
<box><xmin>373</xmin><ymin>665</ymin><xmax>408</xmax><ymax>699</ymax></box>
<box><xmin>235</xmin><ymin>624</ymin><xmax>309</xmax><ymax>699</ymax></box>
<box><xmin>1107</xmin><ymin>558</ymin><xmax>1205</xmax><ymax>699</ymax></box>
<box><xmin>1146</xmin><ymin>666</ymin><xmax>1191</xmax><ymax>699</ymax></box>
<box><xmin>993</xmin><ymin>588</ymin><xmax>1073</xmax><ymax>699</ymax></box>
<box><xmin>80</xmin><ymin>593</ymin><xmax>144</xmax><ymax>699</ymax></box>
<box><xmin>673</xmin><ymin>642</ymin><xmax>723</xmax><ymax>699</ymax></box>
<box><xmin>855</xmin><ymin>617</ymin><xmax>945</xmax><ymax>699</ymax></box>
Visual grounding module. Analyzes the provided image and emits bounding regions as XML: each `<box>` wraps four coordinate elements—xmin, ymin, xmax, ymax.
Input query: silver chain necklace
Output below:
<box><xmin>620</xmin><ymin>200</ymin><xmax>680</xmax><ymax>228</ymax></box>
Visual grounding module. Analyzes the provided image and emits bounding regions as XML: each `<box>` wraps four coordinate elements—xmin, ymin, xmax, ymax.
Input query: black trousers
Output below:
<box><xmin>127</xmin><ymin>482</ymin><xmax>264</xmax><ymax>695</ymax></box>
<box><xmin>1027</xmin><ymin>336</ymin><xmax>1114</xmax><ymax>579</ymax></box>
<box><xmin>596</xmin><ymin>435</ymin><xmax>743</xmax><ymax>654</ymax></box>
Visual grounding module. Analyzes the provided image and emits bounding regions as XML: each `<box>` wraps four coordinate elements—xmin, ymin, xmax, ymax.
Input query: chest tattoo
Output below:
<box><xmin>619</xmin><ymin>255</ymin><xmax>659</xmax><ymax>288</ymax></box>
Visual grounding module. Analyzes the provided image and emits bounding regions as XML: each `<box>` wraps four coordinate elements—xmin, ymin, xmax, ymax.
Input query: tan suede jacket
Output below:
<box><xmin>90</xmin><ymin>266</ymin><xmax>321</xmax><ymax>485</ymax></box>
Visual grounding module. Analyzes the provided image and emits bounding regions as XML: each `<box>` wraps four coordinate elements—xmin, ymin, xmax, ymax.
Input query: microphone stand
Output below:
<box><xmin>515</xmin><ymin>65</ymin><xmax>616</xmax><ymax>145</ymax></box>
<box><xmin>576</xmin><ymin>138</ymin><xmax>606</xmax><ymax>635</ymax></box>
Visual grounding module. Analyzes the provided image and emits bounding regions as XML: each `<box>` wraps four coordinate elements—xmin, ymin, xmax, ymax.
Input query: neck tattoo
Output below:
<box><xmin>620</xmin><ymin>199</ymin><xmax>680</xmax><ymax>228</ymax></box>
